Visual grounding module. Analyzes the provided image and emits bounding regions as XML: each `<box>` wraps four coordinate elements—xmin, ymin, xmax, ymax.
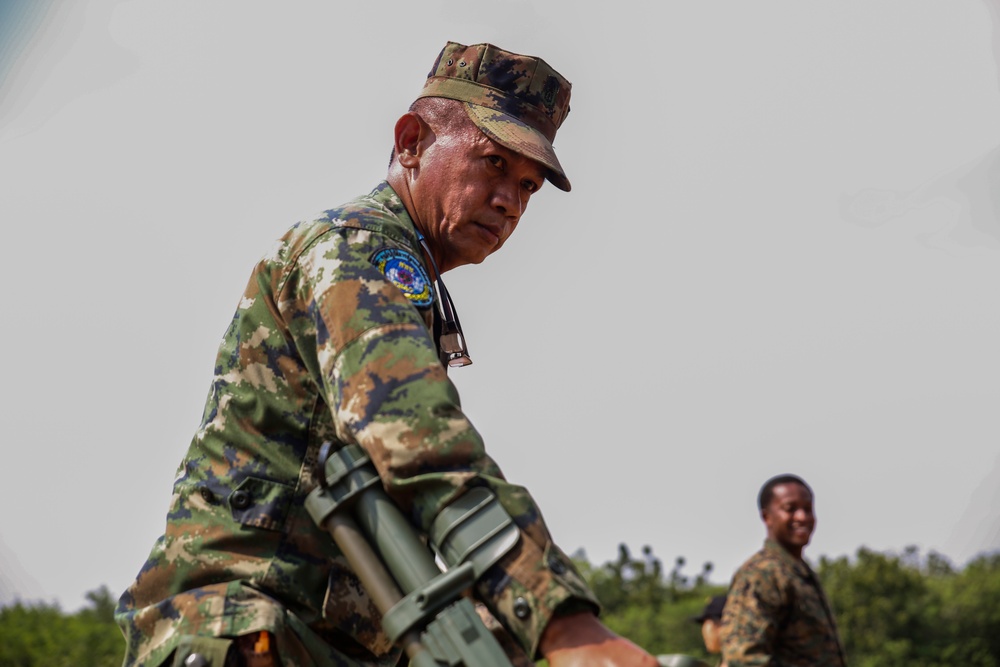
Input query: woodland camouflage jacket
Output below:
<box><xmin>115</xmin><ymin>182</ymin><xmax>597</xmax><ymax>667</ymax></box>
<box><xmin>721</xmin><ymin>540</ymin><xmax>847</xmax><ymax>667</ymax></box>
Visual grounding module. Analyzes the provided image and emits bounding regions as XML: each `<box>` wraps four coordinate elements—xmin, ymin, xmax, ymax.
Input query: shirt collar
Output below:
<box><xmin>352</xmin><ymin>181</ymin><xmax>423</xmax><ymax>251</ymax></box>
<box><xmin>763</xmin><ymin>538</ymin><xmax>813</xmax><ymax>576</ymax></box>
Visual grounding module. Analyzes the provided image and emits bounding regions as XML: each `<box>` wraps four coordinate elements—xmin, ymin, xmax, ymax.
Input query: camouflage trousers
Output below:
<box><xmin>180</xmin><ymin>614</ymin><xmax>532</xmax><ymax>667</ymax></box>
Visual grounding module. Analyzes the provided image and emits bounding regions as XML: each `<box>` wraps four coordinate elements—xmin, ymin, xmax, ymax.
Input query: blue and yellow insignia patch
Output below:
<box><xmin>371</xmin><ymin>247</ymin><xmax>434</xmax><ymax>307</ymax></box>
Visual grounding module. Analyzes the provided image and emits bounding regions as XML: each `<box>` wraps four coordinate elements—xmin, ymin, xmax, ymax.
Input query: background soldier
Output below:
<box><xmin>693</xmin><ymin>595</ymin><xmax>727</xmax><ymax>666</ymax></box>
<box><xmin>721</xmin><ymin>474</ymin><xmax>847</xmax><ymax>666</ymax></box>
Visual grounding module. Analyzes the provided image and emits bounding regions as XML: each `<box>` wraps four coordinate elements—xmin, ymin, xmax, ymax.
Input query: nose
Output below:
<box><xmin>491</xmin><ymin>180</ymin><xmax>523</xmax><ymax>220</ymax></box>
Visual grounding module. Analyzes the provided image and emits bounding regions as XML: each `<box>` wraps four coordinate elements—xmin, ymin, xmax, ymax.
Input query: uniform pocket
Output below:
<box><xmin>169</xmin><ymin>635</ymin><xmax>234</xmax><ymax>667</ymax></box>
<box><xmin>228</xmin><ymin>476</ymin><xmax>294</xmax><ymax>531</ymax></box>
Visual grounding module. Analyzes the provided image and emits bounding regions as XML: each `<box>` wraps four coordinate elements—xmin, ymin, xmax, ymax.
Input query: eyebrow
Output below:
<box><xmin>521</xmin><ymin>161</ymin><xmax>547</xmax><ymax>183</ymax></box>
<box><xmin>487</xmin><ymin>141</ymin><xmax>546</xmax><ymax>180</ymax></box>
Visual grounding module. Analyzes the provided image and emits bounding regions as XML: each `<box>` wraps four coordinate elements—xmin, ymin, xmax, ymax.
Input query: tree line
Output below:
<box><xmin>585</xmin><ymin>543</ymin><xmax>1000</xmax><ymax>666</ymax></box>
<box><xmin>1</xmin><ymin>544</ymin><xmax>997</xmax><ymax>666</ymax></box>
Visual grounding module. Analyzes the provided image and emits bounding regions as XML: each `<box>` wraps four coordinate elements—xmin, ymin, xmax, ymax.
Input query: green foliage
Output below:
<box><xmin>0</xmin><ymin>586</ymin><xmax>123</xmax><ymax>667</ymax></box>
<box><xmin>941</xmin><ymin>552</ymin><xmax>1000</xmax><ymax>661</ymax></box>
<box><xmin>819</xmin><ymin>546</ymin><xmax>1000</xmax><ymax>667</ymax></box>
<box><xmin>574</xmin><ymin>544</ymin><xmax>724</xmax><ymax>659</ymax></box>
<box><xmin>820</xmin><ymin>546</ymin><xmax>929</xmax><ymax>662</ymax></box>
<box><xmin>574</xmin><ymin>543</ymin><xmax>1000</xmax><ymax>666</ymax></box>
<box><xmin>5</xmin><ymin>549</ymin><xmax>1000</xmax><ymax>667</ymax></box>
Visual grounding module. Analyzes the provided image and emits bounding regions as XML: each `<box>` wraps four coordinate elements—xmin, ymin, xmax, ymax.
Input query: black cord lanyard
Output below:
<box><xmin>418</xmin><ymin>235</ymin><xmax>472</xmax><ymax>367</ymax></box>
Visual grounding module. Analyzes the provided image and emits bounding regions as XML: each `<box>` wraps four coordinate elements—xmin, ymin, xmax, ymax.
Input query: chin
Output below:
<box><xmin>469</xmin><ymin>247</ymin><xmax>496</xmax><ymax>265</ymax></box>
<box><xmin>464</xmin><ymin>254</ymin><xmax>489</xmax><ymax>267</ymax></box>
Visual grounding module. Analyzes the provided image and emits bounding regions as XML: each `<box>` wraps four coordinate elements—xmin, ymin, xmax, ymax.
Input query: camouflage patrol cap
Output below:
<box><xmin>417</xmin><ymin>41</ymin><xmax>573</xmax><ymax>191</ymax></box>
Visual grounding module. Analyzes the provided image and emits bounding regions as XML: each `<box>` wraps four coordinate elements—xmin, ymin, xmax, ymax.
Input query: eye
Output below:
<box><xmin>487</xmin><ymin>155</ymin><xmax>505</xmax><ymax>170</ymax></box>
<box><xmin>521</xmin><ymin>179</ymin><xmax>539</xmax><ymax>193</ymax></box>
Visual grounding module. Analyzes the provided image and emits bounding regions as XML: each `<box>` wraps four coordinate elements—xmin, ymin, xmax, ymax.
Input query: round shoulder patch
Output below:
<box><xmin>370</xmin><ymin>247</ymin><xmax>434</xmax><ymax>307</ymax></box>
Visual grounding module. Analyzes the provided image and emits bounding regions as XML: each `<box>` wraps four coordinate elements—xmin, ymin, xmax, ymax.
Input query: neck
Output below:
<box><xmin>387</xmin><ymin>171</ymin><xmax>441</xmax><ymax>276</ymax></box>
<box><xmin>769</xmin><ymin>537</ymin><xmax>804</xmax><ymax>560</ymax></box>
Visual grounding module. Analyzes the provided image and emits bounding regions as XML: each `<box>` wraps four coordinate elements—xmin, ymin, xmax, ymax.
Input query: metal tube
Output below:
<box><xmin>322</xmin><ymin>512</ymin><xmax>433</xmax><ymax>665</ymax></box>
<box><xmin>353</xmin><ymin>486</ymin><xmax>442</xmax><ymax>594</ymax></box>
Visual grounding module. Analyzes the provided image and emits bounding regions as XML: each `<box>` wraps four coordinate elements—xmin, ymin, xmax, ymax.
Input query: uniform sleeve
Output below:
<box><xmin>281</xmin><ymin>233</ymin><xmax>599</xmax><ymax>658</ymax></box>
<box><xmin>721</xmin><ymin>562</ymin><xmax>787</xmax><ymax>667</ymax></box>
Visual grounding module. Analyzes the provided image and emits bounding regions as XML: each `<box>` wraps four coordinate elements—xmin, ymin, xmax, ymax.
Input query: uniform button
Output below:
<box><xmin>513</xmin><ymin>597</ymin><xmax>531</xmax><ymax>620</ymax></box>
<box><xmin>548</xmin><ymin>556</ymin><xmax>567</xmax><ymax>575</ymax></box>
<box><xmin>184</xmin><ymin>654</ymin><xmax>209</xmax><ymax>667</ymax></box>
<box><xmin>199</xmin><ymin>487</ymin><xmax>215</xmax><ymax>503</ymax></box>
<box><xmin>231</xmin><ymin>490</ymin><xmax>252</xmax><ymax>509</ymax></box>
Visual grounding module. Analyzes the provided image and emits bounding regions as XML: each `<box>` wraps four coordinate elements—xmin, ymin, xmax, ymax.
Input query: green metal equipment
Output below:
<box><xmin>305</xmin><ymin>442</ymin><xmax>516</xmax><ymax>667</ymax></box>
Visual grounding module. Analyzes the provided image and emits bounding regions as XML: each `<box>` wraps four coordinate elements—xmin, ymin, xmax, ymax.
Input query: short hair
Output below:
<box><xmin>388</xmin><ymin>97</ymin><xmax>478</xmax><ymax>166</ymax></box>
<box><xmin>757</xmin><ymin>474</ymin><xmax>813</xmax><ymax>511</ymax></box>
<box><xmin>408</xmin><ymin>97</ymin><xmax>476</xmax><ymax>136</ymax></box>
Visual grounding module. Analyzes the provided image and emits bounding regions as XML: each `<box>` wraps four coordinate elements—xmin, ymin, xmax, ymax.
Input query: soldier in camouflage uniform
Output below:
<box><xmin>115</xmin><ymin>41</ymin><xmax>658</xmax><ymax>667</ymax></box>
<box><xmin>720</xmin><ymin>474</ymin><xmax>847</xmax><ymax>667</ymax></box>
<box><xmin>692</xmin><ymin>595</ymin><xmax>727</xmax><ymax>666</ymax></box>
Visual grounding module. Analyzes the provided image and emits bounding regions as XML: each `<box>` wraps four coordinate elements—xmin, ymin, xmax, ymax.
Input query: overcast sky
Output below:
<box><xmin>1</xmin><ymin>0</ymin><xmax>999</xmax><ymax>618</ymax></box>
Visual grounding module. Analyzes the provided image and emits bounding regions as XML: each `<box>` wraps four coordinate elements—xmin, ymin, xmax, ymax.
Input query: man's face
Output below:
<box><xmin>701</xmin><ymin>619</ymin><xmax>722</xmax><ymax>654</ymax></box>
<box><xmin>763</xmin><ymin>482</ymin><xmax>816</xmax><ymax>557</ymax></box>
<box><xmin>410</xmin><ymin>122</ymin><xmax>546</xmax><ymax>273</ymax></box>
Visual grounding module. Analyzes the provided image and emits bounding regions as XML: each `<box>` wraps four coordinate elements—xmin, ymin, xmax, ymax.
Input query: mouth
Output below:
<box><xmin>474</xmin><ymin>221</ymin><xmax>502</xmax><ymax>246</ymax></box>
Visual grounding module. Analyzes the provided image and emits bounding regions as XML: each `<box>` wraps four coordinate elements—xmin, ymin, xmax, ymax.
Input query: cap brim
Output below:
<box><xmin>463</xmin><ymin>102</ymin><xmax>571</xmax><ymax>192</ymax></box>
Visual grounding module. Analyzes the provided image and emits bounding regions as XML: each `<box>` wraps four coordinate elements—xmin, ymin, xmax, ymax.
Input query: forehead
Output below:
<box><xmin>770</xmin><ymin>482</ymin><xmax>813</xmax><ymax>504</ymax></box>
<box><xmin>466</xmin><ymin>129</ymin><xmax>548</xmax><ymax>181</ymax></box>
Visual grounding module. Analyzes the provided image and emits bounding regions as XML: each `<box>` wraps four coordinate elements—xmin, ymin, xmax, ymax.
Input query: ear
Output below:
<box><xmin>394</xmin><ymin>112</ymin><xmax>426</xmax><ymax>169</ymax></box>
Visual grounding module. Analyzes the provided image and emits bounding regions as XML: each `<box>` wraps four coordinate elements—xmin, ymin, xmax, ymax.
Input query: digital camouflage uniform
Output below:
<box><xmin>721</xmin><ymin>540</ymin><xmax>846</xmax><ymax>667</ymax></box>
<box><xmin>115</xmin><ymin>182</ymin><xmax>598</xmax><ymax>667</ymax></box>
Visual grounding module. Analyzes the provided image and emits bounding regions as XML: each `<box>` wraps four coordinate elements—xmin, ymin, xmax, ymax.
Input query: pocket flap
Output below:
<box><xmin>228</xmin><ymin>476</ymin><xmax>294</xmax><ymax>531</ymax></box>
